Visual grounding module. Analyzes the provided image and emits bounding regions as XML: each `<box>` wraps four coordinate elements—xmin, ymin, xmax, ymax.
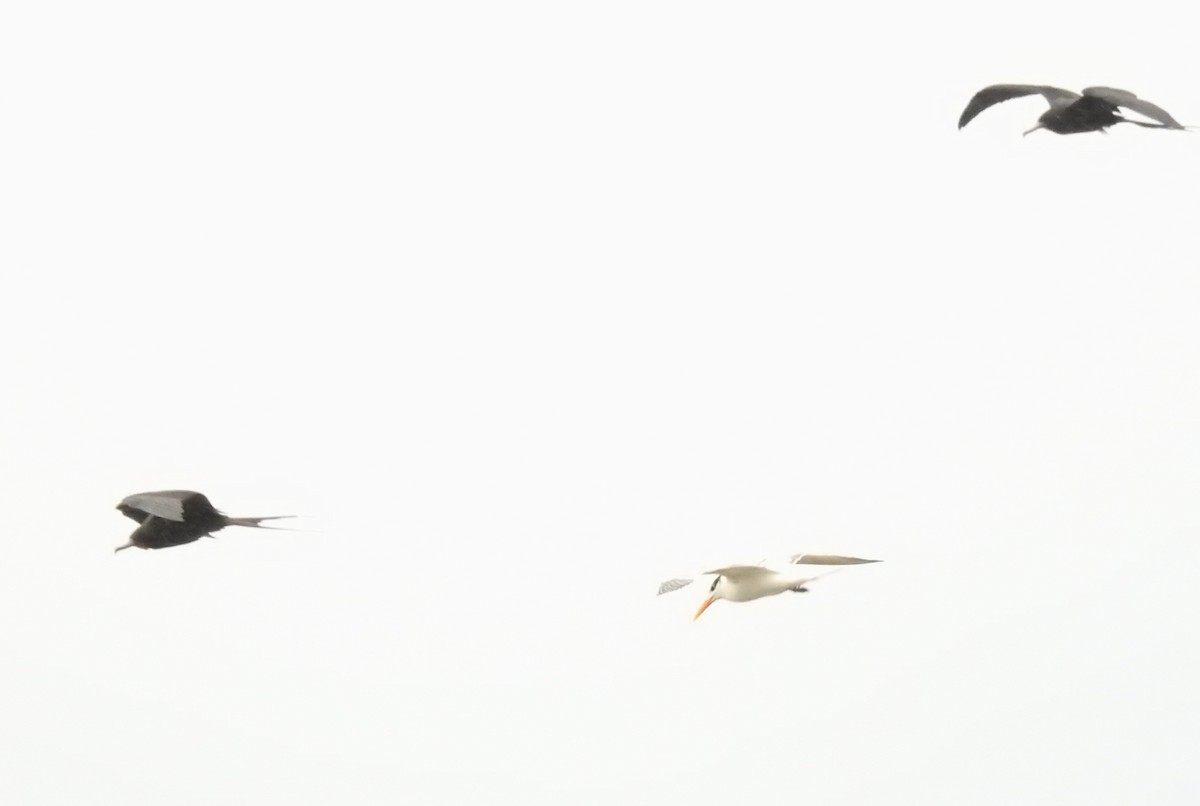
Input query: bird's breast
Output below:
<box><xmin>722</xmin><ymin>576</ymin><xmax>789</xmax><ymax>602</ymax></box>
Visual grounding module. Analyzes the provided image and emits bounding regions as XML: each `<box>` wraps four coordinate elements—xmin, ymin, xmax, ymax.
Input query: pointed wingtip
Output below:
<box><xmin>791</xmin><ymin>554</ymin><xmax>883</xmax><ymax>566</ymax></box>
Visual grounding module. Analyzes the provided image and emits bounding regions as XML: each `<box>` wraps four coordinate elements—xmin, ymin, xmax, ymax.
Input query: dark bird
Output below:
<box><xmin>958</xmin><ymin>85</ymin><xmax>1185</xmax><ymax>135</ymax></box>
<box><xmin>115</xmin><ymin>490</ymin><xmax>292</xmax><ymax>553</ymax></box>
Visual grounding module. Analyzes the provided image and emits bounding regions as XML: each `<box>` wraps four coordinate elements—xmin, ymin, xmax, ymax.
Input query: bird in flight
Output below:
<box><xmin>958</xmin><ymin>85</ymin><xmax>1185</xmax><ymax>136</ymax></box>
<box><xmin>114</xmin><ymin>490</ymin><xmax>292</xmax><ymax>553</ymax></box>
<box><xmin>658</xmin><ymin>553</ymin><xmax>881</xmax><ymax>620</ymax></box>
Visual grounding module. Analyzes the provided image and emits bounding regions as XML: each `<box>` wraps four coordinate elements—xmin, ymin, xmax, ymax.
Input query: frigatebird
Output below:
<box><xmin>115</xmin><ymin>490</ymin><xmax>292</xmax><ymax>553</ymax></box>
<box><xmin>958</xmin><ymin>85</ymin><xmax>1185</xmax><ymax>135</ymax></box>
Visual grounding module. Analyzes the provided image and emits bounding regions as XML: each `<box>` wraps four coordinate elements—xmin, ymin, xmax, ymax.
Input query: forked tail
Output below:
<box><xmin>1120</xmin><ymin>118</ymin><xmax>1189</xmax><ymax>130</ymax></box>
<box><xmin>224</xmin><ymin>515</ymin><xmax>295</xmax><ymax>530</ymax></box>
<box><xmin>793</xmin><ymin>569</ymin><xmax>842</xmax><ymax>591</ymax></box>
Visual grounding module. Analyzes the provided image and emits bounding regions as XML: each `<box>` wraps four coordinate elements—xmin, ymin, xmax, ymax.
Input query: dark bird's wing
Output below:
<box><xmin>958</xmin><ymin>84</ymin><xmax>1080</xmax><ymax>128</ymax></box>
<box><xmin>116</xmin><ymin>503</ymin><xmax>151</xmax><ymax>524</ymax></box>
<box><xmin>790</xmin><ymin>553</ymin><xmax>881</xmax><ymax>565</ymax></box>
<box><xmin>657</xmin><ymin>578</ymin><xmax>694</xmax><ymax>595</ymax></box>
<box><xmin>118</xmin><ymin>490</ymin><xmax>213</xmax><ymax>522</ymax></box>
<box><xmin>1082</xmin><ymin>87</ymin><xmax>1184</xmax><ymax>128</ymax></box>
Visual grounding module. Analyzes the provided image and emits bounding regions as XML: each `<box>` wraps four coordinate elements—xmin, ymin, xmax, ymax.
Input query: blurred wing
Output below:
<box><xmin>1082</xmin><ymin>87</ymin><xmax>1183</xmax><ymax>128</ymax></box>
<box><xmin>705</xmin><ymin>565</ymin><xmax>775</xmax><ymax>581</ymax></box>
<box><xmin>958</xmin><ymin>84</ymin><xmax>1079</xmax><ymax>128</ymax></box>
<box><xmin>657</xmin><ymin>578</ymin><xmax>694</xmax><ymax>596</ymax></box>
<box><xmin>119</xmin><ymin>491</ymin><xmax>190</xmax><ymax>522</ymax></box>
<box><xmin>790</xmin><ymin>553</ymin><xmax>881</xmax><ymax>565</ymax></box>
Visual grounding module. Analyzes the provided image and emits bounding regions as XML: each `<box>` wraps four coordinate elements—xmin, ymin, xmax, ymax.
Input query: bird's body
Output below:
<box><xmin>958</xmin><ymin>84</ymin><xmax>1185</xmax><ymax>136</ymax></box>
<box><xmin>695</xmin><ymin>564</ymin><xmax>819</xmax><ymax>601</ymax></box>
<box><xmin>115</xmin><ymin>490</ymin><xmax>291</xmax><ymax>552</ymax></box>
<box><xmin>658</xmin><ymin>553</ymin><xmax>880</xmax><ymax>620</ymax></box>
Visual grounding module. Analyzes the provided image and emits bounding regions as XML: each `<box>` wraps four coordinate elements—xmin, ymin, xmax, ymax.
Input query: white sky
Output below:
<box><xmin>4</xmin><ymin>1</ymin><xmax>1200</xmax><ymax>803</ymax></box>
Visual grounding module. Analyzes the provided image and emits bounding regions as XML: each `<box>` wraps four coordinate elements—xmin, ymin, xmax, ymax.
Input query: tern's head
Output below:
<box><xmin>693</xmin><ymin>576</ymin><xmax>725</xmax><ymax>621</ymax></box>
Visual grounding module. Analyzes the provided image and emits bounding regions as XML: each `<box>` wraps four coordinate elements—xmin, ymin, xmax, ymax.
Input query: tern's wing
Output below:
<box><xmin>657</xmin><ymin>578</ymin><xmax>694</xmax><ymax>596</ymax></box>
<box><xmin>958</xmin><ymin>84</ymin><xmax>1080</xmax><ymax>128</ymax></box>
<box><xmin>704</xmin><ymin>565</ymin><xmax>777</xmax><ymax>582</ymax></box>
<box><xmin>790</xmin><ymin>553</ymin><xmax>881</xmax><ymax>565</ymax></box>
<box><xmin>1082</xmin><ymin>87</ymin><xmax>1184</xmax><ymax>128</ymax></box>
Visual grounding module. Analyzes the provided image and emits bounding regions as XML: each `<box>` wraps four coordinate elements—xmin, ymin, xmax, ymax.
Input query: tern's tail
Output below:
<box><xmin>224</xmin><ymin>515</ymin><xmax>294</xmax><ymax>530</ymax></box>
<box><xmin>794</xmin><ymin>569</ymin><xmax>842</xmax><ymax>590</ymax></box>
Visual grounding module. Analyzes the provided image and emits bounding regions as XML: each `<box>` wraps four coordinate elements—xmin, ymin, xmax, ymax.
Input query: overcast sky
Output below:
<box><xmin>4</xmin><ymin>1</ymin><xmax>1200</xmax><ymax>804</ymax></box>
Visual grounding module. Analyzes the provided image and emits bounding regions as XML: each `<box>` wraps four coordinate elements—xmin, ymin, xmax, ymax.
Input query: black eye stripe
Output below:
<box><xmin>710</xmin><ymin>577</ymin><xmax>720</xmax><ymax>592</ymax></box>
